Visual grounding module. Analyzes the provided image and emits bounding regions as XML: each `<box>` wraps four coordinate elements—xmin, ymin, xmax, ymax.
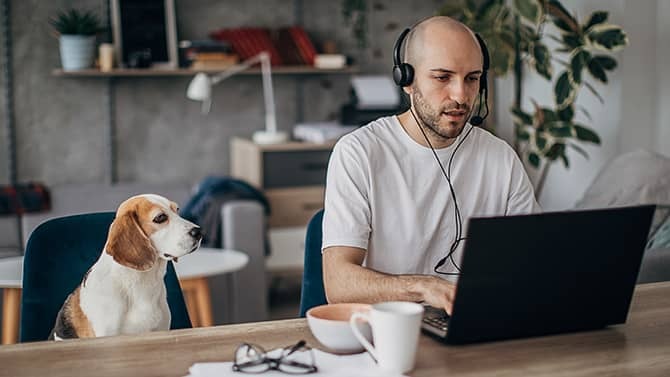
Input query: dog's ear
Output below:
<box><xmin>105</xmin><ymin>209</ymin><xmax>156</xmax><ymax>271</ymax></box>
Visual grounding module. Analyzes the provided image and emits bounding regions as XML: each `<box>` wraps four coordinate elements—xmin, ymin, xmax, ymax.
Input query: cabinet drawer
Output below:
<box><xmin>266</xmin><ymin>187</ymin><xmax>324</xmax><ymax>228</ymax></box>
<box><xmin>263</xmin><ymin>150</ymin><xmax>331</xmax><ymax>188</ymax></box>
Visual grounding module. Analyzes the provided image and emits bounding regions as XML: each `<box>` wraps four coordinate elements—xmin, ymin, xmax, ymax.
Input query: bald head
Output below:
<box><xmin>404</xmin><ymin>16</ymin><xmax>483</xmax><ymax>71</ymax></box>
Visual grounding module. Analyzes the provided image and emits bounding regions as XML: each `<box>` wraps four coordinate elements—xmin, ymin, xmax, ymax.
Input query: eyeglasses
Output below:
<box><xmin>232</xmin><ymin>340</ymin><xmax>318</xmax><ymax>374</ymax></box>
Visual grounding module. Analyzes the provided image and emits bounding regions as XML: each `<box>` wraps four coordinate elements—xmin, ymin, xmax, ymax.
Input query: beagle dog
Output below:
<box><xmin>50</xmin><ymin>194</ymin><xmax>202</xmax><ymax>340</ymax></box>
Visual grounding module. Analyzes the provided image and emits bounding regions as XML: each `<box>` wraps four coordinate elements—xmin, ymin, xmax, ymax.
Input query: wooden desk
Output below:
<box><xmin>1</xmin><ymin>282</ymin><xmax>669</xmax><ymax>377</ymax></box>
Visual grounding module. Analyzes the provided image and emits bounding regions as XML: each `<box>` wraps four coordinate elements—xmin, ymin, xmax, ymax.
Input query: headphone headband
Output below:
<box><xmin>392</xmin><ymin>27</ymin><xmax>490</xmax><ymax>91</ymax></box>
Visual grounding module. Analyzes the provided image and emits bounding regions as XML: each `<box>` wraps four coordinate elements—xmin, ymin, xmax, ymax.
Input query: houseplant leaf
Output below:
<box><xmin>511</xmin><ymin>106</ymin><xmax>533</xmax><ymax>125</ymax></box>
<box><xmin>532</xmin><ymin>42</ymin><xmax>553</xmax><ymax>80</ymax></box>
<box><xmin>558</xmin><ymin>104</ymin><xmax>574</xmax><ymax>121</ymax></box>
<box><xmin>514</xmin><ymin>0</ymin><xmax>542</xmax><ymax>25</ymax></box>
<box><xmin>587</xmin><ymin>58</ymin><xmax>608</xmax><ymax>83</ymax></box>
<box><xmin>569</xmin><ymin>49</ymin><xmax>591</xmax><ymax>84</ymax></box>
<box><xmin>583</xmin><ymin>11</ymin><xmax>608</xmax><ymax>31</ymax></box>
<box><xmin>546</xmin><ymin>0</ymin><xmax>579</xmax><ymax>33</ymax></box>
<box><xmin>574</xmin><ymin>125</ymin><xmax>601</xmax><ymax>144</ymax></box>
<box><xmin>593</xmin><ymin>55</ymin><xmax>617</xmax><ymax>70</ymax></box>
<box><xmin>528</xmin><ymin>152</ymin><xmax>541</xmax><ymax>168</ymax></box>
<box><xmin>555</xmin><ymin>71</ymin><xmax>576</xmax><ymax>108</ymax></box>
<box><xmin>548</xmin><ymin>122</ymin><xmax>573</xmax><ymax>137</ymax></box>
<box><xmin>587</xmin><ymin>24</ymin><xmax>628</xmax><ymax>51</ymax></box>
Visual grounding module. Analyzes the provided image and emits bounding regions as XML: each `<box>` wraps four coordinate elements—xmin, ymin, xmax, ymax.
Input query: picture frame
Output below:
<box><xmin>111</xmin><ymin>0</ymin><xmax>178</xmax><ymax>69</ymax></box>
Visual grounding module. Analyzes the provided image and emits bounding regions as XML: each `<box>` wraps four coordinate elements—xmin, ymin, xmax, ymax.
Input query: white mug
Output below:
<box><xmin>349</xmin><ymin>301</ymin><xmax>424</xmax><ymax>374</ymax></box>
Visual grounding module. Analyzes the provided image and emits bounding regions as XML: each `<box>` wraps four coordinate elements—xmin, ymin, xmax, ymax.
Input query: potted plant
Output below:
<box><xmin>437</xmin><ymin>0</ymin><xmax>628</xmax><ymax>195</ymax></box>
<box><xmin>50</xmin><ymin>8</ymin><xmax>104</xmax><ymax>70</ymax></box>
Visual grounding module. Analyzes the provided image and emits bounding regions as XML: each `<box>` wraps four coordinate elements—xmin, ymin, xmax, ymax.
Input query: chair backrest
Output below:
<box><xmin>299</xmin><ymin>209</ymin><xmax>327</xmax><ymax>317</ymax></box>
<box><xmin>20</xmin><ymin>212</ymin><xmax>191</xmax><ymax>342</ymax></box>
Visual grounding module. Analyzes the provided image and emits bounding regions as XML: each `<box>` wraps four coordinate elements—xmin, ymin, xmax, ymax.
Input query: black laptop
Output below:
<box><xmin>422</xmin><ymin>205</ymin><xmax>656</xmax><ymax>344</ymax></box>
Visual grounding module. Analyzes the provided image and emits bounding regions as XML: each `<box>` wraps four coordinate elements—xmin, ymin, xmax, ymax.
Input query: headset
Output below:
<box><xmin>392</xmin><ymin>26</ymin><xmax>491</xmax><ymax>275</ymax></box>
<box><xmin>392</xmin><ymin>27</ymin><xmax>490</xmax><ymax>125</ymax></box>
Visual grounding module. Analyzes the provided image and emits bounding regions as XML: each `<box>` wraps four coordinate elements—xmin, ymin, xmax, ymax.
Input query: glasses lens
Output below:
<box><xmin>278</xmin><ymin>344</ymin><xmax>317</xmax><ymax>374</ymax></box>
<box><xmin>234</xmin><ymin>343</ymin><xmax>269</xmax><ymax>373</ymax></box>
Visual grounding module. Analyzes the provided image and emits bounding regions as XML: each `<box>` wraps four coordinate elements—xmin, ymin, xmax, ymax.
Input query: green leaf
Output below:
<box><xmin>560</xmin><ymin>153</ymin><xmax>570</xmax><ymax>168</ymax></box>
<box><xmin>574</xmin><ymin>125</ymin><xmax>601</xmax><ymax>144</ymax></box>
<box><xmin>562</xmin><ymin>33</ymin><xmax>583</xmax><ymax>50</ymax></box>
<box><xmin>547</xmin><ymin>0</ymin><xmax>579</xmax><ymax>33</ymax></box>
<box><xmin>569</xmin><ymin>49</ymin><xmax>591</xmax><ymax>84</ymax></box>
<box><xmin>540</xmin><ymin>108</ymin><xmax>559</xmax><ymax>123</ymax></box>
<box><xmin>545</xmin><ymin>143</ymin><xmax>565</xmax><ymax>160</ymax></box>
<box><xmin>584</xmin><ymin>11</ymin><xmax>609</xmax><ymax>31</ymax></box>
<box><xmin>516</xmin><ymin>125</ymin><xmax>531</xmax><ymax>141</ymax></box>
<box><xmin>587</xmin><ymin>24</ymin><xmax>629</xmax><ymax>51</ymax></box>
<box><xmin>555</xmin><ymin>71</ymin><xmax>576</xmax><ymax>108</ymax></box>
<box><xmin>511</xmin><ymin>106</ymin><xmax>533</xmax><ymax>125</ymax></box>
<box><xmin>528</xmin><ymin>152</ymin><xmax>541</xmax><ymax>168</ymax></box>
<box><xmin>536</xmin><ymin>133</ymin><xmax>547</xmax><ymax>151</ymax></box>
<box><xmin>593</xmin><ymin>55</ymin><xmax>617</xmax><ymax>70</ymax></box>
<box><xmin>532</xmin><ymin>42</ymin><xmax>552</xmax><ymax>80</ymax></box>
<box><xmin>548</xmin><ymin>122</ymin><xmax>573</xmax><ymax>137</ymax></box>
<box><xmin>514</xmin><ymin>0</ymin><xmax>541</xmax><ymax>25</ymax></box>
<box><xmin>587</xmin><ymin>58</ymin><xmax>608</xmax><ymax>83</ymax></box>
<box><xmin>558</xmin><ymin>104</ymin><xmax>574</xmax><ymax>121</ymax></box>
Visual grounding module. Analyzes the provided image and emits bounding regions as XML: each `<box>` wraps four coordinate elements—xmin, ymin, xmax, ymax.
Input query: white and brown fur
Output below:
<box><xmin>50</xmin><ymin>194</ymin><xmax>202</xmax><ymax>340</ymax></box>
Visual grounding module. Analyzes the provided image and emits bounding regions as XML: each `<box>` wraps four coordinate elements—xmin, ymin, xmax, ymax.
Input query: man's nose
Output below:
<box><xmin>449</xmin><ymin>81</ymin><xmax>469</xmax><ymax>106</ymax></box>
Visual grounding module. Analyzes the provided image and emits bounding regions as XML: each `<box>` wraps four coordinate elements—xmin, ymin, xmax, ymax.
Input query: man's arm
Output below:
<box><xmin>322</xmin><ymin>246</ymin><xmax>457</xmax><ymax>314</ymax></box>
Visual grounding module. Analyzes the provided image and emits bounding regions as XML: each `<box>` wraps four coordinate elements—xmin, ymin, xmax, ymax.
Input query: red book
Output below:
<box><xmin>289</xmin><ymin>26</ymin><xmax>317</xmax><ymax>66</ymax></box>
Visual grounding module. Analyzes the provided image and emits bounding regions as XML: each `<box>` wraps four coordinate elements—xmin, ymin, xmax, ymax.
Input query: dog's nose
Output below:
<box><xmin>189</xmin><ymin>227</ymin><xmax>203</xmax><ymax>240</ymax></box>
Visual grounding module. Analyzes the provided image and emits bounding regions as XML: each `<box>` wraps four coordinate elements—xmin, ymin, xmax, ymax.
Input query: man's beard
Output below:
<box><xmin>412</xmin><ymin>87</ymin><xmax>470</xmax><ymax>141</ymax></box>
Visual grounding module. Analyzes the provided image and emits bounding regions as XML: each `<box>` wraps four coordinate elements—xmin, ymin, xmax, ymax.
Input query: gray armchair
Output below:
<box><xmin>574</xmin><ymin>150</ymin><xmax>670</xmax><ymax>283</ymax></box>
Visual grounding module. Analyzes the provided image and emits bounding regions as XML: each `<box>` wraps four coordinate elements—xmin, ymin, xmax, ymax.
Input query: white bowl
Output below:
<box><xmin>306</xmin><ymin>303</ymin><xmax>373</xmax><ymax>354</ymax></box>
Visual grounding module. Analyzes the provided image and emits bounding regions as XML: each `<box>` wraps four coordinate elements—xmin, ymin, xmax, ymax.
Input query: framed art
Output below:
<box><xmin>111</xmin><ymin>0</ymin><xmax>178</xmax><ymax>69</ymax></box>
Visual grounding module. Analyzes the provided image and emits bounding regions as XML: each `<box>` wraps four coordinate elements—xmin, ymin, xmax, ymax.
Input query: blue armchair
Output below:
<box><xmin>299</xmin><ymin>209</ymin><xmax>328</xmax><ymax>317</ymax></box>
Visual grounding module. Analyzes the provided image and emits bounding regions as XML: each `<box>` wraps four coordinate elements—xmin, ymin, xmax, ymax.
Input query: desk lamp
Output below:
<box><xmin>186</xmin><ymin>51</ymin><xmax>288</xmax><ymax>144</ymax></box>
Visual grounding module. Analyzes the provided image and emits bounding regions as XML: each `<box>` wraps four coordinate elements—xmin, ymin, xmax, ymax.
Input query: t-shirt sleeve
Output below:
<box><xmin>322</xmin><ymin>135</ymin><xmax>371</xmax><ymax>252</ymax></box>
<box><xmin>506</xmin><ymin>151</ymin><xmax>542</xmax><ymax>215</ymax></box>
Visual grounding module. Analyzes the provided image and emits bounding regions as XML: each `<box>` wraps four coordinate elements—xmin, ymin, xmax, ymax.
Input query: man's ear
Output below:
<box><xmin>105</xmin><ymin>210</ymin><xmax>156</xmax><ymax>271</ymax></box>
<box><xmin>403</xmin><ymin>85</ymin><xmax>413</xmax><ymax>95</ymax></box>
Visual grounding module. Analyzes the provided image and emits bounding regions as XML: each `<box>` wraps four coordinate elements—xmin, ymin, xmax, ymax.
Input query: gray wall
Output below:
<box><xmin>1</xmin><ymin>0</ymin><xmax>441</xmax><ymax>187</ymax></box>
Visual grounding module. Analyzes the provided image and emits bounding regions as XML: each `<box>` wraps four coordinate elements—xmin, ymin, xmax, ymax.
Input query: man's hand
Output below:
<box><xmin>415</xmin><ymin>276</ymin><xmax>457</xmax><ymax>315</ymax></box>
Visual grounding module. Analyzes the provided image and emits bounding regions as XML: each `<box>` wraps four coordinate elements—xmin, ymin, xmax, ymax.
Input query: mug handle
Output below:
<box><xmin>349</xmin><ymin>312</ymin><xmax>377</xmax><ymax>362</ymax></box>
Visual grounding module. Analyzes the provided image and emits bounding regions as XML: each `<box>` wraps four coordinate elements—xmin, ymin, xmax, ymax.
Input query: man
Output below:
<box><xmin>321</xmin><ymin>16</ymin><xmax>540</xmax><ymax>314</ymax></box>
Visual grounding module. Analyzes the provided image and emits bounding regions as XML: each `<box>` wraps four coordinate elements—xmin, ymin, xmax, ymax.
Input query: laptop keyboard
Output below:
<box><xmin>422</xmin><ymin>306</ymin><xmax>450</xmax><ymax>338</ymax></box>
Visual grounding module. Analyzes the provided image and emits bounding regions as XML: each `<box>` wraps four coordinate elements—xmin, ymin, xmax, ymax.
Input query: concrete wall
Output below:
<box><xmin>0</xmin><ymin>0</ymin><xmax>440</xmax><ymax>187</ymax></box>
<box><xmin>2</xmin><ymin>0</ymin><xmax>668</xmax><ymax>209</ymax></box>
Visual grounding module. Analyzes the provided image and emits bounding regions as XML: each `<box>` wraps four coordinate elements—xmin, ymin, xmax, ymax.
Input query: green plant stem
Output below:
<box><xmin>535</xmin><ymin>160</ymin><xmax>551</xmax><ymax>199</ymax></box>
<box><xmin>513</xmin><ymin>13</ymin><xmax>522</xmax><ymax>153</ymax></box>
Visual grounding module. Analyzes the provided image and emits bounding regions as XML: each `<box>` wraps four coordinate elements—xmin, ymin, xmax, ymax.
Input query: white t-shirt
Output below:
<box><xmin>322</xmin><ymin>115</ymin><xmax>540</xmax><ymax>280</ymax></box>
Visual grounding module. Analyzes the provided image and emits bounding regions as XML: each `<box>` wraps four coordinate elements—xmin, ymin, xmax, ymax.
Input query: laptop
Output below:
<box><xmin>421</xmin><ymin>205</ymin><xmax>656</xmax><ymax>344</ymax></box>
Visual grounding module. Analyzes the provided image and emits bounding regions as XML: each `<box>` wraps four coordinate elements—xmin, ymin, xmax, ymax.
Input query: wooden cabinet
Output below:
<box><xmin>230</xmin><ymin>137</ymin><xmax>335</xmax><ymax>228</ymax></box>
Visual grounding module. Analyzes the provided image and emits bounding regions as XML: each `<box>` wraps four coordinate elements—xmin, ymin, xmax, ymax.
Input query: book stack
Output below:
<box><xmin>293</xmin><ymin>122</ymin><xmax>358</xmax><ymax>144</ymax></box>
<box><xmin>209</xmin><ymin>26</ymin><xmax>321</xmax><ymax>67</ymax></box>
<box><xmin>180</xmin><ymin>40</ymin><xmax>239</xmax><ymax>70</ymax></box>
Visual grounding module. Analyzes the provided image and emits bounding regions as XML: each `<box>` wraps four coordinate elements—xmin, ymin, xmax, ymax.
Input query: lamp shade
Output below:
<box><xmin>186</xmin><ymin>73</ymin><xmax>212</xmax><ymax>101</ymax></box>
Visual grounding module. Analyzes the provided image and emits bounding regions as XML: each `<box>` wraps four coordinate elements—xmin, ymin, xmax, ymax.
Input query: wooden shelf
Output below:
<box><xmin>52</xmin><ymin>66</ymin><xmax>359</xmax><ymax>77</ymax></box>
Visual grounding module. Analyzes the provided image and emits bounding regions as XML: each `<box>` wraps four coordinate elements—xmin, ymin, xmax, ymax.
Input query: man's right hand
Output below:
<box><xmin>415</xmin><ymin>276</ymin><xmax>457</xmax><ymax>315</ymax></box>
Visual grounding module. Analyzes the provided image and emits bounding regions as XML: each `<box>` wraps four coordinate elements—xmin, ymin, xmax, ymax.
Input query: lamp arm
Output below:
<box><xmin>209</xmin><ymin>51</ymin><xmax>277</xmax><ymax>134</ymax></box>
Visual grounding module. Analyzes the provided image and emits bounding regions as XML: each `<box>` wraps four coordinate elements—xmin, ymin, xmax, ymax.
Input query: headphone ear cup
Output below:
<box><xmin>393</xmin><ymin>63</ymin><xmax>414</xmax><ymax>87</ymax></box>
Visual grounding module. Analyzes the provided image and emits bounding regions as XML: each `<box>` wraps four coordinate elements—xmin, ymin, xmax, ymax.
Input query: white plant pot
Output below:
<box><xmin>59</xmin><ymin>35</ymin><xmax>96</xmax><ymax>70</ymax></box>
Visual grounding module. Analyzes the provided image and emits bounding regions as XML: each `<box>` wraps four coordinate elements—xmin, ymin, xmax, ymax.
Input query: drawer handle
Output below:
<box><xmin>301</xmin><ymin>162</ymin><xmax>328</xmax><ymax>171</ymax></box>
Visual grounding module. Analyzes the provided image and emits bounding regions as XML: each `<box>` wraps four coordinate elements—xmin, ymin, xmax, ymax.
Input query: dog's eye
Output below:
<box><xmin>153</xmin><ymin>213</ymin><xmax>168</xmax><ymax>224</ymax></box>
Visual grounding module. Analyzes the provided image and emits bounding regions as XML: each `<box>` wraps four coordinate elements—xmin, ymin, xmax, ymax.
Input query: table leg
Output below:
<box><xmin>180</xmin><ymin>278</ymin><xmax>213</xmax><ymax>328</ymax></box>
<box><xmin>193</xmin><ymin>278</ymin><xmax>213</xmax><ymax>327</ymax></box>
<box><xmin>2</xmin><ymin>288</ymin><xmax>21</xmax><ymax>345</ymax></box>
